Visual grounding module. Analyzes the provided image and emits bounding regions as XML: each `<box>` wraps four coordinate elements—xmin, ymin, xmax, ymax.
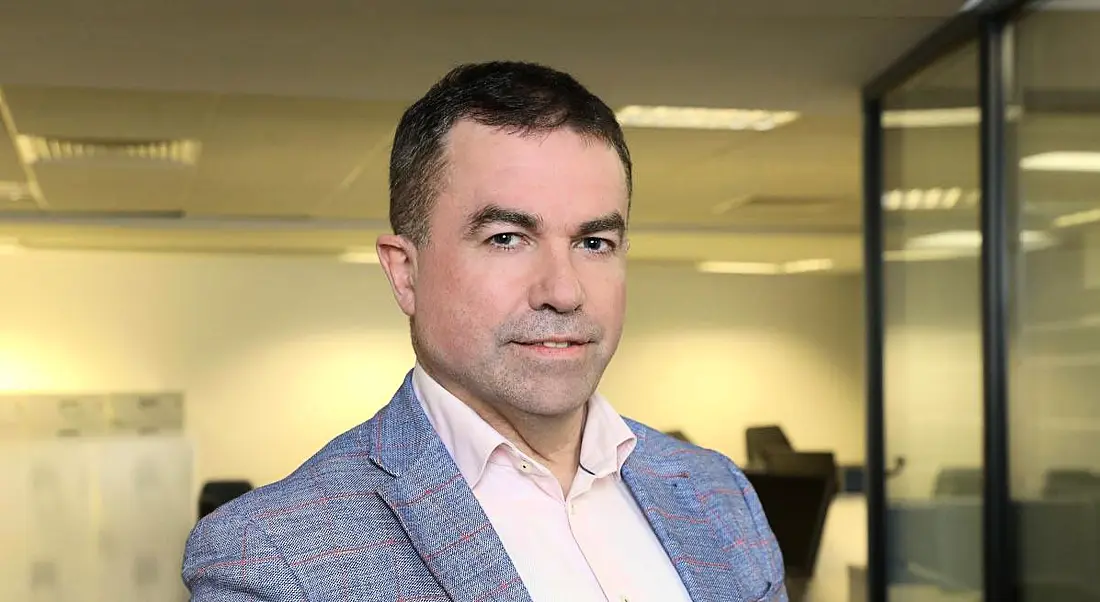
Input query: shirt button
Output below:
<box><xmin>518</xmin><ymin>461</ymin><xmax>532</xmax><ymax>473</ymax></box>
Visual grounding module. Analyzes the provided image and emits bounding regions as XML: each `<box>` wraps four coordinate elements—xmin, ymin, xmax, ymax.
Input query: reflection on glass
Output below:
<box><xmin>881</xmin><ymin>40</ymin><xmax>984</xmax><ymax>601</ymax></box>
<box><xmin>1014</xmin><ymin>3</ymin><xmax>1100</xmax><ymax>601</ymax></box>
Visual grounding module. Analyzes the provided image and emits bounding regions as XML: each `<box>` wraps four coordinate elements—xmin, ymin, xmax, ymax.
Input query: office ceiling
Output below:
<box><xmin>0</xmin><ymin>0</ymin><xmax>975</xmax><ymax>272</ymax></box>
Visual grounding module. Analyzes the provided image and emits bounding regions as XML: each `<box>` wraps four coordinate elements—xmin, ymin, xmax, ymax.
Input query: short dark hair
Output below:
<box><xmin>389</xmin><ymin>61</ymin><xmax>632</xmax><ymax>246</ymax></box>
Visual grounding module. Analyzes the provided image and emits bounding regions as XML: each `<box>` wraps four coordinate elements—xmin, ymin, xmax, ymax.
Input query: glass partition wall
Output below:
<box><xmin>864</xmin><ymin>1</ymin><xmax>1100</xmax><ymax>601</ymax></box>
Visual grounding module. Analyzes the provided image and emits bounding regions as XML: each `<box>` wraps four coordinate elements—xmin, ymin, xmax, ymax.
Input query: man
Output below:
<box><xmin>183</xmin><ymin>61</ymin><xmax>787</xmax><ymax>602</ymax></box>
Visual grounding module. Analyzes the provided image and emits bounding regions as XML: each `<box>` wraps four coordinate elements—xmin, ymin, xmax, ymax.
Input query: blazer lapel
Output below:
<box><xmin>372</xmin><ymin>374</ymin><xmax>533</xmax><ymax>602</ymax></box>
<box><xmin>621</xmin><ymin>426</ymin><xmax>767</xmax><ymax>602</ymax></box>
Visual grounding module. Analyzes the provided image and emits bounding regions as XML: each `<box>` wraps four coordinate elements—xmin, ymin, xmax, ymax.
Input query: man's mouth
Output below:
<box><xmin>514</xmin><ymin>339</ymin><xmax>589</xmax><ymax>348</ymax></box>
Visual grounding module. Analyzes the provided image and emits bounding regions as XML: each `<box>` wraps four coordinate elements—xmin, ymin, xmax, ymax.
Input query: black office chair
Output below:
<box><xmin>198</xmin><ymin>480</ymin><xmax>254</xmax><ymax>520</ymax></box>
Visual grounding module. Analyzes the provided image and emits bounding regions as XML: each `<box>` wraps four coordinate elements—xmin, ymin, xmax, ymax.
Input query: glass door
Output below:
<box><xmin>1012</xmin><ymin>2</ymin><xmax>1100</xmax><ymax>599</ymax></box>
<box><xmin>877</xmin><ymin>38</ymin><xmax>986</xmax><ymax>602</ymax></box>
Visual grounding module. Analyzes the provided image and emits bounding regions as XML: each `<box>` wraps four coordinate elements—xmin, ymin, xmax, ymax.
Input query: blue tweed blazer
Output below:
<box><xmin>183</xmin><ymin>372</ymin><xmax>788</xmax><ymax>601</ymax></box>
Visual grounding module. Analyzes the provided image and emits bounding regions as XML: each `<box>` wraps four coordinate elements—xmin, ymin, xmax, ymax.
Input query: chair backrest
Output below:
<box><xmin>745</xmin><ymin>425</ymin><xmax>794</xmax><ymax>470</ymax></box>
<box><xmin>198</xmin><ymin>479</ymin><xmax>254</xmax><ymax>519</ymax></box>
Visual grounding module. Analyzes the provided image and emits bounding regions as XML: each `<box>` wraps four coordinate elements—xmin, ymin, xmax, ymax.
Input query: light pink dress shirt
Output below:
<box><xmin>412</xmin><ymin>365</ymin><xmax>693</xmax><ymax>602</ymax></box>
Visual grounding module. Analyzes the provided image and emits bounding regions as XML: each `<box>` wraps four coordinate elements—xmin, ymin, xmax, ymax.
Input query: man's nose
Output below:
<box><xmin>529</xmin><ymin>247</ymin><xmax>585</xmax><ymax>314</ymax></box>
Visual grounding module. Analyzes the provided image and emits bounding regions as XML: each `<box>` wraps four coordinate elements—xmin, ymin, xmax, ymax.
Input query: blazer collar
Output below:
<box><xmin>369</xmin><ymin>372</ymin><xmax>533</xmax><ymax>602</ymax></box>
<box><xmin>365</xmin><ymin>372</ymin><xmax>763</xmax><ymax>602</ymax></box>
<box><xmin>622</xmin><ymin>422</ymin><xmax>773</xmax><ymax>602</ymax></box>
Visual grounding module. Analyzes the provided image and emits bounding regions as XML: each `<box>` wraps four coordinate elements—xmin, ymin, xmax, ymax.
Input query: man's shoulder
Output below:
<box><xmin>208</xmin><ymin>410</ymin><xmax>391</xmax><ymax>522</ymax></box>
<box><xmin>184</xmin><ymin>407</ymin><xmax>396</xmax><ymax>578</ymax></box>
<box><xmin>623</xmin><ymin>418</ymin><xmax>747</xmax><ymax>480</ymax></box>
<box><xmin>182</xmin><ymin>398</ymin><xmax>425</xmax><ymax>595</ymax></box>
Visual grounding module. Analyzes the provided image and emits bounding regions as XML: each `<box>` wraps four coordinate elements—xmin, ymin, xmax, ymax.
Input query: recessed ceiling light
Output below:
<box><xmin>1020</xmin><ymin>151</ymin><xmax>1100</xmax><ymax>173</ymax></box>
<box><xmin>1053</xmin><ymin>208</ymin><xmax>1100</xmax><ymax>228</ymax></box>
<box><xmin>697</xmin><ymin>261</ymin><xmax>781</xmax><ymax>275</ymax></box>
<box><xmin>882</xmin><ymin>106</ymin><xmax>1021</xmax><ymax>128</ymax></box>
<box><xmin>883</xmin><ymin>108</ymin><xmax>980</xmax><ymax>128</ymax></box>
<box><xmin>339</xmin><ymin>248</ymin><xmax>379</xmax><ymax>264</ymax></box>
<box><xmin>905</xmin><ymin>229</ymin><xmax>1056</xmax><ymax>251</ymax></box>
<box><xmin>15</xmin><ymin>135</ymin><xmax>202</xmax><ymax>166</ymax></box>
<box><xmin>784</xmin><ymin>258</ymin><xmax>834</xmax><ymax>273</ymax></box>
<box><xmin>882</xmin><ymin>187</ymin><xmax>972</xmax><ymax>211</ymax></box>
<box><xmin>616</xmin><ymin>106</ymin><xmax>800</xmax><ymax>131</ymax></box>
<box><xmin>697</xmin><ymin>259</ymin><xmax>833</xmax><ymax>275</ymax></box>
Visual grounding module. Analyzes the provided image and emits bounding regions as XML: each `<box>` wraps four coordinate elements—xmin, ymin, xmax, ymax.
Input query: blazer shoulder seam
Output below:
<box><xmin>231</xmin><ymin>508</ymin><xmax>312</xmax><ymax>601</ymax></box>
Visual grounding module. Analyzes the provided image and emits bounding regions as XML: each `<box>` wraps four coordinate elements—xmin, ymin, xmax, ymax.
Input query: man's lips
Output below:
<box><xmin>512</xmin><ymin>338</ymin><xmax>591</xmax><ymax>349</ymax></box>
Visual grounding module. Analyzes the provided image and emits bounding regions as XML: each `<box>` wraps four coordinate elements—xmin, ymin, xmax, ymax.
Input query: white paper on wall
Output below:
<box><xmin>0</xmin><ymin>441</ymin><xmax>30</xmax><ymax>602</ymax></box>
<box><xmin>24</xmin><ymin>439</ymin><xmax>97</xmax><ymax>602</ymax></box>
<box><xmin>0</xmin><ymin>391</ymin><xmax>194</xmax><ymax>602</ymax></box>
<box><xmin>97</xmin><ymin>436</ymin><xmax>193</xmax><ymax>602</ymax></box>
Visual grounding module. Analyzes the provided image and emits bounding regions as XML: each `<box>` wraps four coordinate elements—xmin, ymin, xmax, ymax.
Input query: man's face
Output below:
<box><xmin>382</xmin><ymin>120</ymin><xmax>629</xmax><ymax>418</ymax></box>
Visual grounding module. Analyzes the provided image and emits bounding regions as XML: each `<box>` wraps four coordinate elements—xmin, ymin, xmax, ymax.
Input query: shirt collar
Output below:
<box><xmin>579</xmin><ymin>390</ymin><xmax>638</xmax><ymax>478</ymax></box>
<box><xmin>411</xmin><ymin>363</ymin><xmax>638</xmax><ymax>486</ymax></box>
<box><xmin>412</xmin><ymin>364</ymin><xmax>507</xmax><ymax>487</ymax></box>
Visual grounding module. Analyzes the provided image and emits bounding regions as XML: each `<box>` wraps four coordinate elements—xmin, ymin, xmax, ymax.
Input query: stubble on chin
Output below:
<box><xmin>412</xmin><ymin>323</ymin><xmax>611</xmax><ymax>418</ymax></box>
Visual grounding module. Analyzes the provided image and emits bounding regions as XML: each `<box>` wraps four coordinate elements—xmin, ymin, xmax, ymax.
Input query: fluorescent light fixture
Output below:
<box><xmin>882</xmin><ymin>105</ymin><xmax>1021</xmax><ymax>128</ymax></box>
<box><xmin>15</xmin><ymin>134</ymin><xmax>202</xmax><ymax>166</ymax></box>
<box><xmin>784</xmin><ymin>258</ymin><xmax>834</xmax><ymax>273</ymax></box>
<box><xmin>697</xmin><ymin>259</ymin><xmax>833</xmax><ymax>275</ymax></box>
<box><xmin>615</xmin><ymin>106</ymin><xmax>800</xmax><ymax>131</ymax></box>
<box><xmin>1053</xmin><ymin>208</ymin><xmax>1100</xmax><ymax>228</ymax></box>
<box><xmin>905</xmin><ymin>229</ymin><xmax>1056</xmax><ymax>251</ymax></box>
<box><xmin>906</xmin><ymin>230</ymin><xmax>983</xmax><ymax>250</ymax></box>
<box><xmin>1020</xmin><ymin>151</ymin><xmax>1100</xmax><ymax>173</ymax></box>
<box><xmin>697</xmin><ymin>261</ymin><xmax>780</xmax><ymax>275</ymax></box>
<box><xmin>882</xmin><ymin>187</ymin><xmax>971</xmax><ymax>211</ymax></box>
<box><xmin>338</xmin><ymin>248</ymin><xmax>379</xmax><ymax>264</ymax></box>
<box><xmin>883</xmin><ymin>108</ymin><xmax>980</xmax><ymax>128</ymax></box>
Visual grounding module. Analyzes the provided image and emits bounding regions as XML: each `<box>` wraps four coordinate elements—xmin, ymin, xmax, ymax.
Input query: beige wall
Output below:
<box><xmin>0</xmin><ymin>250</ymin><xmax>866</xmax><ymax>490</ymax></box>
<box><xmin>0</xmin><ymin>248</ymin><xmax>868</xmax><ymax>602</ymax></box>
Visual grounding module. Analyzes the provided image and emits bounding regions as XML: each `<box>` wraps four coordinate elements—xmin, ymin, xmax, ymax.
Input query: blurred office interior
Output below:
<box><xmin>0</xmin><ymin>1</ymin><xmax>1098</xmax><ymax>601</ymax></box>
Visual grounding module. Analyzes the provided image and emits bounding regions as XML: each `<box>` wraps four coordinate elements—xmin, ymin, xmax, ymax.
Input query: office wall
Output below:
<box><xmin>0</xmin><ymin>249</ymin><xmax>865</xmax><ymax>489</ymax></box>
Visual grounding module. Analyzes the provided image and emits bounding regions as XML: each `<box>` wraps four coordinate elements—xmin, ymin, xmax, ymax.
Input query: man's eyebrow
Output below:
<box><xmin>464</xmin><ymin>204</ymin><xmax>543</xmax><ymax>238</ymax></box>
<box><xmin>577</xmin><ymin>212</ymin><xmax>627</xmax><ymax>238</ymax></box>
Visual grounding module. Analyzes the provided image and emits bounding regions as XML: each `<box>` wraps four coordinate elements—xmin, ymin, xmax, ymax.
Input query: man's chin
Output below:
<box><xmin>501</xmin><ymin>374</ymin><xmax>600</xmax><ymax>415</ymax></box>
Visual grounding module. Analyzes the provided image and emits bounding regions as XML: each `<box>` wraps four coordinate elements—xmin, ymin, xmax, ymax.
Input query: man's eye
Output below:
<box><xmin>489</xmin><ymin>233</ymin><xmax>521</xmax><ymax>247</ymax></box>
<box><xmin>580</xmin><ymin>238</ymin><xmax>616</xmax><ymax>253</ymax></box>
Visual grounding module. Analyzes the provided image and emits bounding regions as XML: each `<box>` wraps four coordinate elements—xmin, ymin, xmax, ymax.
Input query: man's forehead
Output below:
<box><xmin>438</xmin><ymin>121</ymin><xmax>629</xmax><ymax>214</ymax></box>
<box><xmin>444</xmin><ymin>120</ymin><xmax>620</xmax><ymax>165</ymax></box>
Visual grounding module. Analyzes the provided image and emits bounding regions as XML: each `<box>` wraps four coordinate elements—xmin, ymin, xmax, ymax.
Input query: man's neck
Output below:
<box><xmin>467</xmin><ymin>393</ymin><xmax>587</xmax><ymax>495</ymax></box>
<box><xmin>419</xmin><ymin>363</ymin><xmax>588</xmax><ymax>494</ymax></box>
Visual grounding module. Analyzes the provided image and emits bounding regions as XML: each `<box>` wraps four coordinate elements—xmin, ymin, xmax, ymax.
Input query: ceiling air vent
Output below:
<box><xmin>15</xmin><ymin>135</ymin><xmax>201</xmax><ymax>167</ymax></box>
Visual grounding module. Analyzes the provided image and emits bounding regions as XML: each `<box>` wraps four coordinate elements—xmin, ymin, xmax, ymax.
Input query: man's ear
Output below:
<box><xmin>376</xmin><ymin>234</ymin><xmax>418</xmax><ymax>317</ymax></box>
